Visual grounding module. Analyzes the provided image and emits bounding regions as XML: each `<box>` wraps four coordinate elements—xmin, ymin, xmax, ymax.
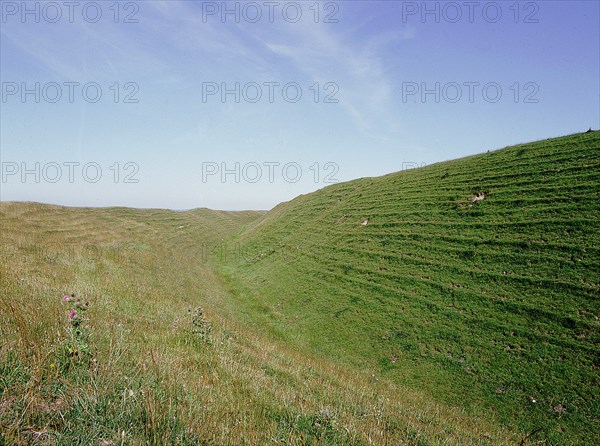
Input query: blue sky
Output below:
<box><xmin>1</xmin><ymin>0</ymin><xmax>599</xmax><ymax>210</ymax></box>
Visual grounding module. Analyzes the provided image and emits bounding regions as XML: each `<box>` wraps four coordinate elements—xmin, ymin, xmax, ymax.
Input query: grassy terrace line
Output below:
<box><xmin>1</xmin><ymin>131</ymin><xmax>599</xmax><ymax>445</ymax></box>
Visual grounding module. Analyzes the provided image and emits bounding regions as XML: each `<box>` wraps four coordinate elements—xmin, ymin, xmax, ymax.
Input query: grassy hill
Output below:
<box><xmin>1</xmin><ymin>131</ymin><xmax>598</xmax><ymax>445</ymax></box>
<box><xmin>220</xmin><ymin>131</ymin><xmax>600</xmax><ymax>445</ymax></box>
<box><xmin>0</xmin><ymin>203</ymin><xmax>512</xmax><ymax>445</ymax></box>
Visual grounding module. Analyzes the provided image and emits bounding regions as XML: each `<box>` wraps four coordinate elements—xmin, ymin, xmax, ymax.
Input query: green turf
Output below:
<box><xmin>221</xmin><ymin>131</ymin><xmax>600</xmax><ymax>445</ymax></box>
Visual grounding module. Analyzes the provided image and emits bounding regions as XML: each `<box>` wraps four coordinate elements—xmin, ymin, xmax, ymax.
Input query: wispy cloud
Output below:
<box><xmin>259</xmin><ymin>15</ymin><xmax>414</xmax><ymax>139</ymax></box>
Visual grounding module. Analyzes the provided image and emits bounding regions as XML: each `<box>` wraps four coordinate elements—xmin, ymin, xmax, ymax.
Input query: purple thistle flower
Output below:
<box><xmin>63</xmin><ymin>295</ymin><xmax>70</xmax><ymax>301</ymax></box>
<box><xmin>69</xmin><ymin>311</ymin><xmax>77</xmax><ymax>318</ymax></box>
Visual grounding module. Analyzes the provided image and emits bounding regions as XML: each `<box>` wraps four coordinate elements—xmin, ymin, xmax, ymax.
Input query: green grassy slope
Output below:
<box><xmin>2</xmin><ymin>203</ymin><xmax>516</xmax><ymax>445</ymax></box>
<box><xmin>222</xmin><ymin>131</ymin><xmax>600</xmax><ymax>444</ymax></box>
